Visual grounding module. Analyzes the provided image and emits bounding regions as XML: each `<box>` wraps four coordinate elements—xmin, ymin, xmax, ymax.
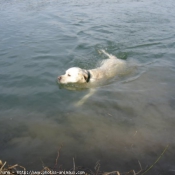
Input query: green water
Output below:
<box><xmin>0</xmin><ymin>0</ymin><xmax>175</xmax><ymax>174</ymax></box>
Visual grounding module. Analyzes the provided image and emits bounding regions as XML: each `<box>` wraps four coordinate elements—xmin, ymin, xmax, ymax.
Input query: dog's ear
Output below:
<box><xmin>83</xmin><ymin>73</ymin><xmax>88</xmax><ymax>82</ymax></box>
<box><xmin>82</xmin><ymin>70</ymin><xmax>89</xmax><ymax>82</ymax></box>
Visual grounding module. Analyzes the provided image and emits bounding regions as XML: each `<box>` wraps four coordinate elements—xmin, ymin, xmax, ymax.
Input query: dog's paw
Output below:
<box><xmin>74</xmin><ymin>99</ymin><xmax>85</xmax><ymax>107</ymax></box>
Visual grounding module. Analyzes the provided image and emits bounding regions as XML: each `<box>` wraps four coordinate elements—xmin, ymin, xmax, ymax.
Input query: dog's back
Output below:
<box><xmin>89</xmin><ymin>50</ymin><xmax>126</xmax><ymax>81</ymax></box>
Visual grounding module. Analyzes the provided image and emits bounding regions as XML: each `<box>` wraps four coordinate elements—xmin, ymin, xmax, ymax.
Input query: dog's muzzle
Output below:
<box><xmin>58</xmin><ymin>76</ymin><xmax>62</xmax><ymax>81</ymax></box>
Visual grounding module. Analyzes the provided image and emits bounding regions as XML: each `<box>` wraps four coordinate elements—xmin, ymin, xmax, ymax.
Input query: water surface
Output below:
<box><xmin>0</xmin><ymin>0</ymin><xmax>175</xmax><ymax>174</ymax></box>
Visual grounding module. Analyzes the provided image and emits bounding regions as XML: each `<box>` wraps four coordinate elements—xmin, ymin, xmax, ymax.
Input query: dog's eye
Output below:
<box><xmin>68</xmin><ymin>74</ymin><xmax>71</xmax><ymax>77</ymax></box>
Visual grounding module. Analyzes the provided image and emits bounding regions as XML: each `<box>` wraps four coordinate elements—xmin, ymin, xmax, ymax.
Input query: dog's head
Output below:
<box><xmin>58</xmin><ymin>67</ymin><xmax>89</xmax><ymax>84</ymax></box>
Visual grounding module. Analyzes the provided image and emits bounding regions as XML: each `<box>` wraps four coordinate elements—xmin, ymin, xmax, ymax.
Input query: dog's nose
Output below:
<box><xmin>58</xmin><ymin>76</ymin><xmax>62</xmax><ymax>81</ymax></box>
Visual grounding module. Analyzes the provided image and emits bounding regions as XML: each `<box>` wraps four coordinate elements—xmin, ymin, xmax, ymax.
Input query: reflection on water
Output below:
<box><xmin>0</xmin><ymin>0</ymin><xmax>175</xmax><ymax>174</ymax></box>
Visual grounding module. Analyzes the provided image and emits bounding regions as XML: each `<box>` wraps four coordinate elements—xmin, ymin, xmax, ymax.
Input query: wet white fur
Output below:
<box><xmin>59</xmin><ymin>50</ymin><xmax>126</xmax><ymax>106</ymax></box>
<box><xmin>59</xmin><ymin>50</ymin><xmax>126</xmax><ymax>84</ymax></box>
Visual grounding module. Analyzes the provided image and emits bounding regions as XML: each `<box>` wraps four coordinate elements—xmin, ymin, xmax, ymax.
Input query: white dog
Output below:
<box><xmin>58</xmin><ymin>50</ymin><xmax>126</xmax><ymax>106</ymax></box>
<box><xmin>58</xmin><ymin>50</ymin><xmax>126</xmax><ymax>85</ymax></box>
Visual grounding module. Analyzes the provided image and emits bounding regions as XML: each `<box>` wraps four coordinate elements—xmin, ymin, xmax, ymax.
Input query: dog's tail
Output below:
<box><xmin>99</xmin><ymin>49</ymin><xmax>116</xmax><ymax>59</ymax></box>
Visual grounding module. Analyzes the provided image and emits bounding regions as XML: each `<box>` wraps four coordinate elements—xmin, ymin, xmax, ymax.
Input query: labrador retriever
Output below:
<box><xmin>58</xmin><ymin>50</ymin><xmax>126</xmax><ymax>85</ymax></box>
<box><xmin>58</xmin><ymin>50</ymin><xmax>126</xmax><ymax>106</ymax></box>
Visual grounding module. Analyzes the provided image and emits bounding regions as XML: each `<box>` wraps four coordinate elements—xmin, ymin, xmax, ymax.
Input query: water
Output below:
<box><xmin>0</xmin><ymin>0</ymin><xmax>175</xmax><ymax>174</ymax></box>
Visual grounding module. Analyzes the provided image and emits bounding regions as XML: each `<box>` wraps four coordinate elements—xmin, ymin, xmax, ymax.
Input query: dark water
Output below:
<box><xmin>0</xmin><ymin>0</ymin><xmax>175</xmax><ymax>174</ymax></box>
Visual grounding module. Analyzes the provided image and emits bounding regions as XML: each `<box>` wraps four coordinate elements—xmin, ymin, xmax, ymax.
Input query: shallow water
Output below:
<box><xmin>0</xmin><ymin>0</ymin><xmax>175</xmax><ymax>174</ymax></box>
